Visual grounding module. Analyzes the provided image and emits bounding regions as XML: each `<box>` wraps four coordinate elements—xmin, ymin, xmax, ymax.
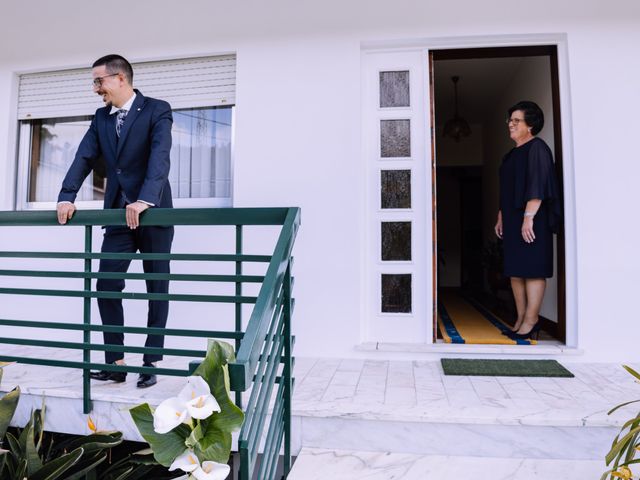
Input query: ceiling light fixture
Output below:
<box><xmin>443</xmin><ymin>75</ymin><xmax>472</xmax><ymax>142</ymax></box>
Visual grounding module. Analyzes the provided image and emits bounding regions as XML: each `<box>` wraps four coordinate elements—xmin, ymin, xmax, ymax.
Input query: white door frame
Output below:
<box><xmin>360</xmin><ymin>34</ymin><xmax>577</xmax><ymax>348</ymax></box>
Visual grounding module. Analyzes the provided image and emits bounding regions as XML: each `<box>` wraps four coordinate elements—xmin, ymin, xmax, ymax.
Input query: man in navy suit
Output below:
<box><xmin>57</xmin><ymin>54</ymin><xmax>173</xmax><ymax>388</ymax></box>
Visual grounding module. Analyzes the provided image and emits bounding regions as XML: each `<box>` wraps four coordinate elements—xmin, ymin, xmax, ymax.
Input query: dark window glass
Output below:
<box><xmin>381</xmin><ymin>222</ymin><xmax>411</xmax><ymax>261</ymax></box>
<box><xmin>380</xmin><ymin>119</ymin><xmax>410</xmax><ymax>158</ymax></box>
<box><xmin>381</xmin><ymin>274</ymin><xmax>412</xmax><ymax>313</ymax></box>
<box><xmin>379</xmin><ymin>71</ymin><xmax>410</xmax><ymax>108</ymax></box>
<box><xmin>381</xmin><ymin>170</ymin><xmax>411</xmax><ymax>209</ymax></box>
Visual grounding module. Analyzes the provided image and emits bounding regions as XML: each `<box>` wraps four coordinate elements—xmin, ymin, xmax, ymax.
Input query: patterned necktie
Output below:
<box><xmin>115</xmin><ymin>109</ymin><xmax>128</xmax><ymax>137</ymax></box>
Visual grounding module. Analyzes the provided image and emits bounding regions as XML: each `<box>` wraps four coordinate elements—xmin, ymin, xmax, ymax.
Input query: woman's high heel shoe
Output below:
<box><xmin>508</xmin><ymin>322</ymin><xmax>541</xmax><ymax>341</ymax></box>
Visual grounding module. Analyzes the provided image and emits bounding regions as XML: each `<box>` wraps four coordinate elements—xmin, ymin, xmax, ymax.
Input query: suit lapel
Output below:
<box><xmin>116</xmin><ymin>91</ymin><xmax>146</xmax><ymax>158</ymax></box>
<box><xmin>103</xmin><ymin>110</ymin><xmax>118</xmax><ymax>160</ymax></box>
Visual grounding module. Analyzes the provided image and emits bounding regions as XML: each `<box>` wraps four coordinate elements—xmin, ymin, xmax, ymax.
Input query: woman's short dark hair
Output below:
<box><xmin>93</xmin><ymin>54</ymin><xmax>134</xmax><ymax>85</ymax></box>
<box><xmin>508</xmin><ymin>101</ymin><xmax>544</xmax><ymax>135</ymax></box>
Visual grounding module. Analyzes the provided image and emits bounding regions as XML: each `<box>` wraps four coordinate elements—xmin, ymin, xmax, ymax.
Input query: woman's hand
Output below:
<box><xmin>494</xmin><ymin>211</ymin><xmax>503</xmax><ymax>239</ymax></box>
<box><xmin>521</xmin><ymin>216</ymin><xmax>535</xmax><ymax>243</ymax></box>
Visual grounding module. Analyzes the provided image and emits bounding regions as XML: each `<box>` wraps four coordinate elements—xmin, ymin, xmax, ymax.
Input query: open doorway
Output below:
<box><xmin>431</xmin><ymin>46</ymin><xmax>565</xmax><ymax>345</ymax></box>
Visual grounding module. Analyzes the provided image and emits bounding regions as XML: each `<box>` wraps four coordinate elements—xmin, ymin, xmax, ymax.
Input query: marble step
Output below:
<box><xmin>291</xmin><ymin>414</ymin><xmax>617</xmax><ymax>461</ymax></box>
<box><xmin>288</xmin><ymin>448</ymin><xmax>608</xmax><ymax>480</ymax></box>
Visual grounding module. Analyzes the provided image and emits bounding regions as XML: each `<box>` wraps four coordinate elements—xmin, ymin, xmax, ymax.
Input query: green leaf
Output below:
<box><xmin>186</xmin><ymin>422</ymin><xmax>204</xmax><ymax>449</ymax></box>
<box><xmin>193</xmin><ymin>341</ymin><xmax>245</xmax><ymax>435</ymax></box>
<box><xmin>0</xmin><ymin>387</ymin><xmax>20</xmax><ymax>440</ymax></box>
<box><xmin>195</xmin><ymin>429</ymin><xmax>231</xmax><ymax>464</ymax></box>
<box><xmin>15</xmin><ymin>458</ymin><xmax>27</xmax><ymax>480</ymax></box>
<box><xmin>111</xmin><ymin>465</ymin><xmax>157</xmax><ymax>480</ymax></box>
<box><xmin>5</xmin><ymin>431</ymin><xmax>22</xmax><ymax>456</ymax></box>
<box><xmin>129</xmin><ymin>403</ymin><xmax>190</xmax><ymax>467</ymax></box>
<box><xmin>62</xmin><ymin>452</ymin><xmax>107</xmax><ymax>480</ymax></box>
<box><xmin>623</xmin><ymin>365</ymin><xmax>640</xmax><ymax>382</ymax></box>
<box><xmin>60</xmin><ymin>431</ymin><xmax>123</xmax><ymax>453</ymax></box>
<box><xmin>34</xmin><ymin>405</ymin><xmax>46</xmax><ymax>451</ymax></box>
<box><xmin>25</xmin><ymin>409</ymin><xmax>44</xmax><ymax>475</ymax></box>
<box><xmin>608</xmin><ymin>399</ymin><xmax>640</xmax><ymax>415</ymax></box>
<box><xmin>29</xmin><ymin>447</ymin><xmax>83</xmax><ymax>480</ymax></box>
<box><xmin>110</xmin><ymin>466</ymin><xmax>135</xmax><ymax>480</ymax></box>
<box><xmin>606</xmin><ymin>425</ymin><xmax>640</xmax><ymax>464</ymax></box>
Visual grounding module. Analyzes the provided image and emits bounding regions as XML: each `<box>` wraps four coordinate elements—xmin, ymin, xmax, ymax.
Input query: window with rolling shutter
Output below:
<box><xmin>15</xmin><ymin>55</ymin><xmax>236</xmax><ymax>208</ymax></box>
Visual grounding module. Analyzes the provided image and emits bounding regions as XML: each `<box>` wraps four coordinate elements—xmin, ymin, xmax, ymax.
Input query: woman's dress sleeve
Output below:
<box><xmin>522</xmin><ymin>139</ymin><xmax>562</xmax><ymax>232</ymax></box>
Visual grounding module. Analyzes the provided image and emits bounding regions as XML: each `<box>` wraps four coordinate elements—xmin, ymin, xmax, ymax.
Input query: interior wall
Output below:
<box><xmin>435</xmin><ymin>124</ymin><xmax>483</xmax><ymax>287</ymax></box>
<box><xmin>482</xmin><ymin>56</ymin><xmax>557</xmax><ymax>322</ymax></box>
<box><xmin>435</xmin><ymin>124</ymin><xmax>484</xmax><ymax>167</ymax></box>
<box><xmin>436</xmin><ymin>169</ymin><xmax>461</xmax><ymax>287</ymax></box>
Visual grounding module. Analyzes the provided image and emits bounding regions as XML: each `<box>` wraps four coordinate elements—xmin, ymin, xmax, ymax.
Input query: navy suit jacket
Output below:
<box><xmin>58</xmin><ymin>90</ymin><xmax>173</xmax><ymax>209</ymax></box>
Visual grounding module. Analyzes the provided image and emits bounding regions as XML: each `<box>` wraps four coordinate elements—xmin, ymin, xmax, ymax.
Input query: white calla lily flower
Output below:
<box><xmin>153</xmin><ymin>396</ymin><xmax>189</xmax><ymax>434</ymax></box>
<box><xmin>178</xmin><ymin>376</ymin><xmax>221</xmax><ymax>420</ymax></box>
<box><xmin>192</xmin><ymin>460</ymin><xmax>231</xmax><ymax>480</ymax></box>
<box><xmin>168</xmin><ymin>449</ymin><xmax>200</xmax><ymax>473</ymax></box>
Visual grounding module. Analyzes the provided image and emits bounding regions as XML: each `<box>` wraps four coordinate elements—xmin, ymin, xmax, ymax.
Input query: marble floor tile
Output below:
<box><xmin>337</xmin><ymin>359</ymin><xmax>365</xmax><ymax>373</ymax></box>
<box><xmin>497</xmin><ymin>377</ymin><xmax>538</xmax><ymax>400</ymax></box>
<box><xmin>469</xmin><ymin>376</ymin><xmax>510</xmax><ymax>401</ymax></box>
<box><xmin>384</xmin><ymin>386</ymin><xmax>416</xmax><ymax>407</ymax></box>
<box><xmin>331</xmin><ymin>370</ymin><xmax>362</xmax><ymax>387</ymax></box>
<box><xmin>306</xmin><ymin>359</ymin><xmax>341</xmax><ymax>379</ymax></box>
<box><xmin>386</xmin><ymin>361</ymin><xmax>415</xmax><ymax>388</ymax></box>
<box><xmin>322</xmin><ymin>384</ymin><xmax>357</xmax><ymax>403</ymax></box>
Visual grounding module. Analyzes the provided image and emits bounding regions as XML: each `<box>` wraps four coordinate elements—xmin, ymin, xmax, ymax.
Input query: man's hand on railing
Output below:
<box><xmin>126</xmin><ymin>201</ymin><xmax>150</xmax><ymax>229</ymax></box>
<box><xmin>56</xmin><ymin>202</ymin><xmax>76</xmax><ymax>225</ymax></box>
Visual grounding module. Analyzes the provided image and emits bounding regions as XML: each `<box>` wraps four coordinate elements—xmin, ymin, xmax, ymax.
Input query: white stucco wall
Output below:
<box><xmin>0</xmin><ymin>0</ymin><xmax>638</xmax><ymax>362</ymax></box>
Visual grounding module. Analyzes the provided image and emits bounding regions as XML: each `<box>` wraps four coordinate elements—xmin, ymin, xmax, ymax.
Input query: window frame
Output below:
<box><xmin>15</xmin><ymin>105</ymin><xmax>235</xmax><ymax>211</ymax></box>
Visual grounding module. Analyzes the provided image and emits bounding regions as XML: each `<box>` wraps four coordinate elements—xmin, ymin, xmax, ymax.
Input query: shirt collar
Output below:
<box><xmin>110</xmin><ymin>92</ymin><xmax>136</xmax><ymax>115</ymax></box>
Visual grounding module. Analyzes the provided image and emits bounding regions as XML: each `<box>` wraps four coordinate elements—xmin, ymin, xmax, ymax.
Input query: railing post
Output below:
<box><xmin>282</xmin><ymin>260</ymin><xmax>293</xmax><ymax>477</ymax></box>
<box><xmin>235</xmin><ymin>224</ymin><xmax>243</xmax><ymax>409</ymax></box>
<box><xmin>83</xmin><ymin>225</ymin><xmax>93</xmax><ymax>414</ymax></box>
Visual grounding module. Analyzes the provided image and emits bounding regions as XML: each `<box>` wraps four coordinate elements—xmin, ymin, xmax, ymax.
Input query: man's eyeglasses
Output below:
<box><xmin>506</xmin><ymin>118</ymin><xmax>525</xmax><ymax>126</ymax></box>
<box><xmin>92</xmin><ymin>73</ymin><xmax>119</xmax><ymax>88</ymax></box>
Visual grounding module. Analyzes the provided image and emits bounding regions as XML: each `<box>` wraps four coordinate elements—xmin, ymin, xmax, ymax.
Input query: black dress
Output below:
<box><xmin>499</xmin><ymin>137</ymin><xmax>561</xmax><ymax>278</ymax></box>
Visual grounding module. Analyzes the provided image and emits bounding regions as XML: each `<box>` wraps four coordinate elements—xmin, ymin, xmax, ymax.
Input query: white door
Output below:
<box><xmin>362</xmin><ymin>49</ymin><xmax>433</xmax><ymax>344</ymax></box>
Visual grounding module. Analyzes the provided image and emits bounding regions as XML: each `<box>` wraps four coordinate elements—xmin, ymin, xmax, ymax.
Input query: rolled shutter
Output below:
<box><xmin>17</xmin><ymin>55</ymin><xmax>236</xmax><ymax>120</ymax></box>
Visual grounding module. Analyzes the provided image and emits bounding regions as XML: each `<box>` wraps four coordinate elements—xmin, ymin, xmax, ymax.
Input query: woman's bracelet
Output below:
<box><xmin>523</xmin><ymin>212</ymin><xmax>535</xmax><ymax>217</ymax></box>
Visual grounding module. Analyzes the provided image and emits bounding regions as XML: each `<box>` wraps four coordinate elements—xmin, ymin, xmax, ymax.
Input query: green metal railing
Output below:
<box><xmin>0</xmin><ymin>207</ymin><xmax>300</xmax><ymax>480</ymax></box>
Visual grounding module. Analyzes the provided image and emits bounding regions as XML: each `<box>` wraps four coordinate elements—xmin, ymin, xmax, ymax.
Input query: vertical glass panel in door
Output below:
<box><xmin>379</xmin><ymin>71</ymin><xmax>410</xmax><ymax>108</ymax></box>
<box><xmin>381</xmin><ymin>221</ymin><xmax>411</xmax><ymax>261</ymax></box>
<box><xmin>381</xmin><ymin>274</ymin><xmax>412</xmax><ymax>313</ymax></box>
<box><xmin>380</xmin><ymin>119</ymin><xmax>411</xmax><ymax>158</ymax></box>
<box><xmin>381</xmin><ymin>170</ymin><xmax>411</xmax><ymax>209</ymax></box>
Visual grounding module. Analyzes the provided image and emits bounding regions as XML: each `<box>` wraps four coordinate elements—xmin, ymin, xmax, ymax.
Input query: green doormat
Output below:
<box><xmin>441</xmin><ymin>358</ymin><xmax>574</xmax><ymax>377</ymax></box>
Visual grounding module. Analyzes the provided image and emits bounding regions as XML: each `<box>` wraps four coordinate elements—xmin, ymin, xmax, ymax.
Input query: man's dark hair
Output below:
<box><xmin>93</xmin><ymin>54</ymin><xmax>134</xmax><ymax>85</ymax></box>
<box><xmin>508</xmin><ymin>101</ymin><xmax>544</xmax><ymax>135</ymax></box>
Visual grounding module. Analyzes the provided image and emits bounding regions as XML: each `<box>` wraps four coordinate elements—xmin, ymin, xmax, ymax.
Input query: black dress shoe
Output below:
<box><xmin>137</xmin><ymin>363</ymin><xmax>157</xmax><ymax>388</ymax></box>
<box><xmin>89</xmin><ymin>368</ymin><xmax>127</xmax><ymax>383</ymax></box>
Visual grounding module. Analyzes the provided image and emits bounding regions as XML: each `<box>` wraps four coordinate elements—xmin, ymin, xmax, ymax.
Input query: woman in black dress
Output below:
<box><xmin>494</xmin><ymin>101</ymin><xmax>561</xmax><ymax>340</ymax></box>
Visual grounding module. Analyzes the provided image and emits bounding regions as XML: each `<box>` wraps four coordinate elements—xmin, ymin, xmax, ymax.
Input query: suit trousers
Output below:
<box><xmin>96</xmin><ymin>224</ymin><xmax>174</xmax><ymax>364</ymax></box>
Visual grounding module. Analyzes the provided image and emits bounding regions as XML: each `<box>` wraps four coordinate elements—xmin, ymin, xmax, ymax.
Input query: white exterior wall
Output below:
<box><xmin>0</xmin><ymin>0</ymin><xmax>638</xmax><ymax>362</ymax></box>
